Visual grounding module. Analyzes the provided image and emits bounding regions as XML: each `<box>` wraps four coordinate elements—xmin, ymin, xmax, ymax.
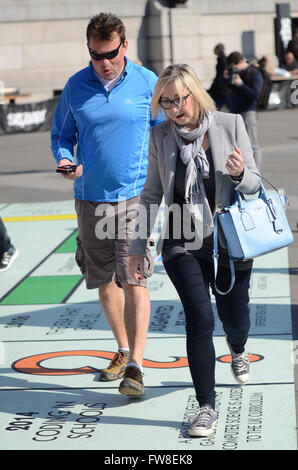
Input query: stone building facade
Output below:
<box><xmin>0</xmin><ymin>0</ymin><xmax>298</xmax><ymax>94</ymax></box>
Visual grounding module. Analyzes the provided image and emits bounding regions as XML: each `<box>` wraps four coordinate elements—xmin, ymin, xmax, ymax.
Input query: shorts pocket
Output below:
<box><xmin>144</xmin><ymin>241</ymin><xmax>154</xmax><ymax>278</ymax></box>
<box><xmin>75</xmin><ymin>236</ymin><xmax>85</xmax><ymax>274</ymax></box>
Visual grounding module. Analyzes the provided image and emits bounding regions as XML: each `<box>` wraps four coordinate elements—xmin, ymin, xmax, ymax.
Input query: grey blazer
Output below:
<box><xmin>129</xmin><ymin>111</ymin><xmax>260</xmax><ymax>256</ymax></box>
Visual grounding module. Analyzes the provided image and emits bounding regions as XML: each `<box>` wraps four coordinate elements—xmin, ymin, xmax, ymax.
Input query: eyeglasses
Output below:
<box><xmin>159</xmin><ymin>93</ymin><xmax>190</xmax><ymax>110</ymax></box>
<box><xmin>88</xmin><ymin>42</ymin><xmax>123</xmax><ymax>61</ymax></box>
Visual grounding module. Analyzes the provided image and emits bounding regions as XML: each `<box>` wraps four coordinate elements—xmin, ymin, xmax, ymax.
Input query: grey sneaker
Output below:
<box><xmin>226</xmin><ymin>338</ymin><xmax>250</xmax><ymax>385</ymax></box>
<box><xmin>188</xmin><ymin>405</ymin><xmax>217</xmax><ymax>437</ymax></box>
<box><xmin>0</xmin><ymin>246</ymin><xmax>19</xmax><ymax>272</ymax></box>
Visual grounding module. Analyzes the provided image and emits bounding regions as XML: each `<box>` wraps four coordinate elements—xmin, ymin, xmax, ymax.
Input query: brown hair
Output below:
<box><xmin>86</xmin><ymin>13</ymin><xmax>126</xmax><ymax>43</ymax></box>
<box><xmin>227</xmin><ymin>51</ymin><xmax>243</xmax><ymax>66</ymax></box>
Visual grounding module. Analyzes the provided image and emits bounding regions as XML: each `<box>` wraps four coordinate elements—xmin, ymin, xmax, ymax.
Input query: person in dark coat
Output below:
<box><xmin>208</xmin><ymin>43</ymin><xmax>231</xmax><ymax>109</ymax></box>
<box><xmin>287</xmin><ymin>28</ymin><xmax>298</xmax><ymax>61</ymax></box>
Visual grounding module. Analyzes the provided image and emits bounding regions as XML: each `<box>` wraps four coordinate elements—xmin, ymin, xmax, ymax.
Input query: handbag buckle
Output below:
<box><xmin>267</xmin><ymin>198</ymin><xmax>284</xmax><ymax>234</ymax></box>
<box><xmin>267</xmin><ymin>198</ymin><xmax>277</xmax><ymax>218</ymax></box>
<box><xmin>273</xmin><ymin>219</ymin><xmax>283</xmax><ymax>234</ymax></box>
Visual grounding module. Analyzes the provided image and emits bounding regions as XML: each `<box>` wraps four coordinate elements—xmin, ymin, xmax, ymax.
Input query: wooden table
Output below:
<box><xmin>2</xmin><ymin>94</ymin><xmax>31</xmax><ymax>104</ymax></box>
<box><xmin>271</xmin><ymin>74</ymin><xmax>298</xmax><ymax>81</ymax></box>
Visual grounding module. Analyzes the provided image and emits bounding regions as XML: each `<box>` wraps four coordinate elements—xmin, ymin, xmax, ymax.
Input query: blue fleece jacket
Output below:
<box><xmin>51</xmin><ymin>59</ymin><xmax>162</xmax><ymax>202</ymax></box>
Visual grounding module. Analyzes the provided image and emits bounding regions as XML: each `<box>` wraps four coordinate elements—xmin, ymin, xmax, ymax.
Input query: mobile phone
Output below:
<box><xmin>56</xmin><ymin>164</ymin><xmax>77</xmax><ymax>175</ymax></box>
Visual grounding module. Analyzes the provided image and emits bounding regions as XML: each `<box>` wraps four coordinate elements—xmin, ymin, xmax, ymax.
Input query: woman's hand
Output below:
<box><xmin>129</xmin><ymin>254</ymin><xmax>145</xmax><ymax>283</ymax></box>
<box><xmin>225</xmin><ymin>145</ymin><xmax>244</xmax><ymax>178</ymax></box>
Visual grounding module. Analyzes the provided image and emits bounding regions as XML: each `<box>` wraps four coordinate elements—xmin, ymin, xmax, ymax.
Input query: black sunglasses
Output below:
<box><xmin>88</xmin><ymin>42</ymin><xmax>123</xmax><ymax>61</ymax></box>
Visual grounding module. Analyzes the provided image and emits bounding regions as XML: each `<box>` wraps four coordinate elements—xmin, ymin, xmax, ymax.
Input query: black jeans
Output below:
<box><xmin>0</xmin><ymin>218</ymin><xmax>11</xmax><ymax>257</ymax></box>
<box><xmin>163</xmin><ymin>253</ymin><xmax>252</xmax><ymax>409</ymax></box>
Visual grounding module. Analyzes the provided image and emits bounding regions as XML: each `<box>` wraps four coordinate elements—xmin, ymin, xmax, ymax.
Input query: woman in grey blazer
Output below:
<box><xmin>129</xmin><ymin>64</ymin><xmax>260</xmax><ymax>437</ymax></box>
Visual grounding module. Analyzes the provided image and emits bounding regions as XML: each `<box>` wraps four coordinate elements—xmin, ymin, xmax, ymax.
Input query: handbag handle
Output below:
<box><xmin>235</xmin><ymin>178</ymin><xmax>269</xmax><ymax>211</ymax></box>
<box><xmin>234</xmin><ymin>177</ymin><xmax>283</xmax><ymax>233</ymax></box>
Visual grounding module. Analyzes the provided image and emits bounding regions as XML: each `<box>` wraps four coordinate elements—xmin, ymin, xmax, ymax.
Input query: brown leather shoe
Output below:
<box><xmin>119</xmin><ymin>366</ymin><xmax>145</xmax><ymax>396</ymax></box>
<box><xmin>99</xmin><ymin>352</ymin><xmax>129</xmax><ymax>382</ymax></box>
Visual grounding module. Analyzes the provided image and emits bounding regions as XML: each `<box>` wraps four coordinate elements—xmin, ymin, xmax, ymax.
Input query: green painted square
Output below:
<box><xmin>55</xmin><ymin>231</ymin><xmax>78</xmax><ymax>253</ymax></box>
<box><xmin>1</xmin><ymin>275</ymin><xmax>82</xmax><ymax>305</ymax></box>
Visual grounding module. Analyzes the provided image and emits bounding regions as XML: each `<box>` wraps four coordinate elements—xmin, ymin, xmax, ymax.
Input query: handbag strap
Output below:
<box><xmin>252</xmin><ymin>173</ymin><xmax>279</xmax><ymax>192</ymax></box>
<box><xmin>213</xmin><ymin>214</ymin><xmax>236</xmax><ymax>295</ymax></box>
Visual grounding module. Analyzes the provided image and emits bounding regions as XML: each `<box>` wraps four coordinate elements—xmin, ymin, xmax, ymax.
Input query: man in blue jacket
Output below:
<box><xmin>225</xmin><ymin>51</ymin><xmax>263</xmax><ymax>172</ymax></box>
<box><xmin>51</xmin><ymin>13</ymin><xmax>162</xmax><ymax>397</ymax></box>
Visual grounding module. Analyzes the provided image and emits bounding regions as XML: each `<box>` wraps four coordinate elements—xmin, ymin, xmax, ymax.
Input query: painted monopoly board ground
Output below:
<box><xmin>0</xmin><ymin>200</ymin><xmax>296</xmax><ymax>452</ymax></box>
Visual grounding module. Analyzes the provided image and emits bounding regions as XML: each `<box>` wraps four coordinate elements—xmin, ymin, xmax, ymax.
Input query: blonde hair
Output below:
<box><xmin>151</xmin><ymin>63</ymin><xmax>216</xmax><ymax>119</ymax></box>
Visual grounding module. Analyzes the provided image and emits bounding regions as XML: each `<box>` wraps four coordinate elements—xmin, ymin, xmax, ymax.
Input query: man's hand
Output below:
<box><xmin>129</xmin><ymin>254</ymin><xmax>145</xmax><ymax>284</ymax></box>
<box><xmin>223</xmin><ymin>69</ymin><xmax>243</xmax><ymax>86</ymax></box>
<box><xmin>234</xmin><ymin>74</ymin><xmax>243</xmax><ymax>86</ymax></box>
<box><xmin>57</xmin><ymin>158</ymin><xmax>83</xmax><ymax>180</ymax></box>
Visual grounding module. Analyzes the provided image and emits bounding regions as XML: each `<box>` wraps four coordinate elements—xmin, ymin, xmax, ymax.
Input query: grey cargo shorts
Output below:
<box><xmin>75</xmin><ymin>197</ymin><xmax>154</xmax><ymax>289</ymax></box>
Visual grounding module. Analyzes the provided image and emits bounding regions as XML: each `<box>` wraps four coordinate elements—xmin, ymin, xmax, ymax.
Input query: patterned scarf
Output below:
<box><xmin>171</xmin><ymin>111</ymin><xmax>214</xmax><ymax>248</ymax></box>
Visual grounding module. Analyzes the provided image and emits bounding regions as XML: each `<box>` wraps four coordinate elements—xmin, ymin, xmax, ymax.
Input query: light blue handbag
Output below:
<box><xmin>213</xmin><ymin>177</ymin><xmax>294</xmax><ymax>295</ymax></box>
